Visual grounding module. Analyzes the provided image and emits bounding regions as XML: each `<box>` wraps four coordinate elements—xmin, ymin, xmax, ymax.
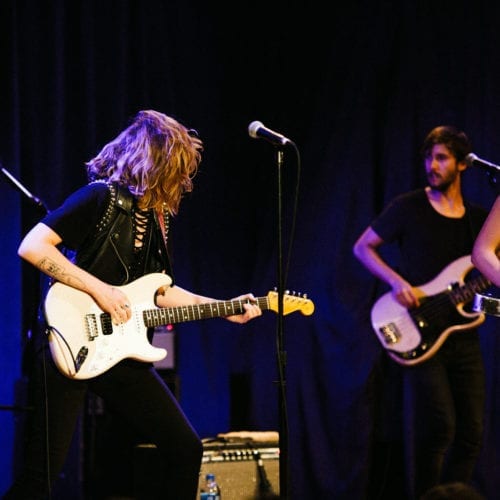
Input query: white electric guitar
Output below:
<box><xmin>44</xmin><ymin>273</ymin><xmax>315</xmax><ymax>379</ymax></box>
<box><xmin>371</xmin><ymin>255</ymin><xmax>490</xmax><ymax>366</ymax></box>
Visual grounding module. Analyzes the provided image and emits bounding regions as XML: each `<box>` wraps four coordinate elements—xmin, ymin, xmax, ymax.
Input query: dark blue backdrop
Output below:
<box><xmin>2</xmin><ymin>2</ymin><xmax>500</xmax><ymax>499</ymax></box>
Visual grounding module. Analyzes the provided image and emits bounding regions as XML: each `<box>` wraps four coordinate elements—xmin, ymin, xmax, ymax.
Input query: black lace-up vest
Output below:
<box><xmin>75</xmin><ymin>182</ymin><xmax>172</xmax><ymax>286</ymax></box>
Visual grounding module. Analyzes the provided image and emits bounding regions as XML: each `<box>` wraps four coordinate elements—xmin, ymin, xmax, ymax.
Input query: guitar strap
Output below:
<box><xmin>157</xmin><ymin>209</ymin><xmax>169</xmax><ymax>244</ymax></box>
<box><xmin>154</xmin><ymin>208</ymin><xmax>175</xmax><ymax>284</ymax></box>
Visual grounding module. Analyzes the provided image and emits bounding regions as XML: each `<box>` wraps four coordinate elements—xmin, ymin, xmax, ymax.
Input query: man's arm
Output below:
<box><xmin>353</xmin><ymin>226</ymin><xmax>419</xmax><ymax>308</ymax></box>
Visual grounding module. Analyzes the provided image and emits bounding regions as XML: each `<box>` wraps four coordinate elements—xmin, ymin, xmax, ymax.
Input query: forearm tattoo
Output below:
<box><xmin>38</xmin><ymin>257</ymin><xmax>87</xmax><ymax>290</ymax></box>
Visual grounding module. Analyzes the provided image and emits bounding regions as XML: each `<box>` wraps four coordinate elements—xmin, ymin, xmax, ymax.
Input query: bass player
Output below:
<box><xmin>353</xmin><ymin>125</ymin><xmax>488</xmax><ymax>499</ymax></box>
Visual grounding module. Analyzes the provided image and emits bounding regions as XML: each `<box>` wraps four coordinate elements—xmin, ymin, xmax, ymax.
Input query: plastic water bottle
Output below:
<box><xmin>200</xmin><ymin>472</ymin><xmax>221</xmax><ymax>499</ymax></box>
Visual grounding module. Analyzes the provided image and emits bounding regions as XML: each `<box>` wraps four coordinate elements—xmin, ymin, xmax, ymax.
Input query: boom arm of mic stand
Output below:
<box><xmin>1</xmin><ymin>163</ymin><xmax>52</xmax><ymax>357</ymax></box>
<box><xmin>1</xmin><ymin>165</ymin><xmax>50</xmax><ymax>214</ymax></box>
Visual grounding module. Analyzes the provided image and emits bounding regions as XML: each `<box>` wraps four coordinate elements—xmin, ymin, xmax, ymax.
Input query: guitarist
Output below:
<box><xmin>353</xmin><ymin>126</ymin><xmax>488</xmax><ymax>499</ymax></box>
<box><xmin>3</xmin><ymin>110</ymin><xmax>262</xmax><ymax>500</ymax></box>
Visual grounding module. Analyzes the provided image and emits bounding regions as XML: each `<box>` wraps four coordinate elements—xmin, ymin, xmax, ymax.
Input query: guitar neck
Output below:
<box><xmin>450</xmin><ymin>274</ymin><xmax>491</xmax><ymax>305</ymax></box>
<box><xmin>143</xmin><ymin>297</ymin><xmax>269</xmax><ymax>327</ymax></box>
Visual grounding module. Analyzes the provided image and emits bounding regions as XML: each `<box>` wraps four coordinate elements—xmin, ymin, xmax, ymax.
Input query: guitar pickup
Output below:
<box><xmin>379</xmin><ymin>323</ymin><xmax>401</xmax><ymax>345</ymax></box>
<box><xmin>100</xmin><ymin>313</ymin><xmax>114</xmax><ymax>335</ymax></box>
<box><xmin>85</xmin><ymin>313</ymin><xmax>99</xmax><ymax>341</ymax></box>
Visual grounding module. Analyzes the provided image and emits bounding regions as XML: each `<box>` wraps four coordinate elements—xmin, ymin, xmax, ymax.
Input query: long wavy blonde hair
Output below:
<box><xmin>86</xmin><ymin>110</ymin><xmax>203</xmax><ymax>215</ymax></box>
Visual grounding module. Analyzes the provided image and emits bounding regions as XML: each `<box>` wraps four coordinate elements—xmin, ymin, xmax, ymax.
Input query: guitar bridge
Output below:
<box><xmin>379</xmin><ymin>323</ymin><xmax>401</xmax><ymax>345</ymax></box>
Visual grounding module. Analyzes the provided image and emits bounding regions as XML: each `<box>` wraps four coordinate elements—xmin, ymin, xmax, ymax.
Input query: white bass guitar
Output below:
<box><xmin>371</xmin><ymin>255</ymin><xmax>490</xmax><ymax>366</ymax></box>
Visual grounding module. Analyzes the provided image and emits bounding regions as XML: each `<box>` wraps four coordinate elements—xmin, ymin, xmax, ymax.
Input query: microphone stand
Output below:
<box><xmin>248</xmin><ymin>124</ymin><xmax>300</xmax><ymax>499</ymax></box>
<box><xmin>275</xmin><ymin>148</ymin><xmax>289</xmax><ymax>499</ymax></box>
<box><xmin>1</xmin><ymin>164</ymin><xmax>50</xmax><ymax>376</ymax></box>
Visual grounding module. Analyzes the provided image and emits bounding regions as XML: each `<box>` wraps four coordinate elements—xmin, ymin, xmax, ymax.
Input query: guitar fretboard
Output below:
<box><xmin>450</xmin><ymin>275</ymin><xmax>491</xmax><ymax>305</ymax></box>
<box><xmin>143</xmin><ymin>297</ymin><xmax>270</xmax><ymax>327</ymax></box>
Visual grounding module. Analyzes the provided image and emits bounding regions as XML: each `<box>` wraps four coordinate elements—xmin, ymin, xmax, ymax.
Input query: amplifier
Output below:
<box><xmin>152</xmin><ymin>326</ymin><xmax>176</xmax><ymax>370</ymax></box>
<box><xmin>199</xmin><ymin>441</ymin><xmax>280</xmax><ymax>500</ymax></box>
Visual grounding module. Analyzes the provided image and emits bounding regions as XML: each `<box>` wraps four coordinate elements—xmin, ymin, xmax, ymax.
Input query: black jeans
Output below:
<box><xmin>402</xmin><ymin>330</ymin><xmax>485</xmax><ymax>499</ymax></box>
<box><xmin>3</xmin><ymin>344</ymin><xmax>203</xmax><ymax>500</ymax></box>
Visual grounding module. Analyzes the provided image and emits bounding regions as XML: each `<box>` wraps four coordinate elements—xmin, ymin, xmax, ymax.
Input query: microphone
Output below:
<box><xmin>465</xmin><ymin>153</ymin><xmax>500</xmax><ymax>173</ymax></box>
<box><xmin>248</xmin><ymin>120</ymin><xmax>292</xmax><ymax>146</ymax></box>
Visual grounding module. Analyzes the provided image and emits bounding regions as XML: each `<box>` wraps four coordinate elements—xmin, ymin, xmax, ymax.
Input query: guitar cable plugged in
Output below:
<box><xmin>46</xmin><ymin>325</ymin><xmax>83</xmax><ymax>376</ymax></box>
<box><xmin>75</xmin><ymin>346</ymin><xmax>89</xmax><ymax>372</ymax></box>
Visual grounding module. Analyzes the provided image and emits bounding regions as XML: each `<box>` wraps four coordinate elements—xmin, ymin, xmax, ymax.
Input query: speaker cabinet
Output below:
<box><xmin>199</xmin><ymin>442</ymin><xmax>280</xmax><ymax>500</ymax></box>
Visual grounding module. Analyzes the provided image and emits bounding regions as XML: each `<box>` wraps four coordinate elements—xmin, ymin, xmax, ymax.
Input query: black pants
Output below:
<box><xmin>403</xmin><ymin>330</ymin><xmax>485</xmax><ymax>499</ymax></box>
<box><xmin>3</xmin><ymin>343</ymin><xmax>203</xmax><ymax>500</ymax></box>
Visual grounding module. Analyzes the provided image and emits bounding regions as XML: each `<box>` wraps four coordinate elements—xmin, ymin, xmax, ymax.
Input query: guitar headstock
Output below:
<box><xmin>267</xmin><ymin>291</ymin><xmax>315</xmax><ymax>316</ymax></box>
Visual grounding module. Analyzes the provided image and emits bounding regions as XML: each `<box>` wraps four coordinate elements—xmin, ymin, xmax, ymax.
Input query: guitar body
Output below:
<box><xmin>371</xmin><ymin>255</ymin><xmax>488</xmax><ymax>366</ymax></box>
<box><xmin>45</xmin><ymin>273</ymin><xmax>173</xmax><ymax>380</ymax></box>
<box><xmin>44</xmin><ymin>273</ymin><xmax>314</xmax><ymax>379</ymax></box>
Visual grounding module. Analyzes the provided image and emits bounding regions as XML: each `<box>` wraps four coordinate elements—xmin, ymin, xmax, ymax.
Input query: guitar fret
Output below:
<box><xmin>143</xmin><ymin>299</ymin><xmax>250</xmax><ymax>325</ymax></box>
<box><xmin>450</xmin><ymin>276</ymin><xmax>490</xmax><ymax>305</ymax></box>
<box><xmin>182</xmin><ymin>305</ymin><xmax>195</xmax><ymax>321</ymax></box>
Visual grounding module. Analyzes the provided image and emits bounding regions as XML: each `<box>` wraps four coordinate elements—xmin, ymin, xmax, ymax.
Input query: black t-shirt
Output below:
<box><xmin>42</xmin><ymin>181</ymin><xmax>111</xmax><ymax>251</ymax></box>
<box><xmin>371</xmin><ymin>188</ymin><xmax>488</xmax><ymax>285</ymax></box>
